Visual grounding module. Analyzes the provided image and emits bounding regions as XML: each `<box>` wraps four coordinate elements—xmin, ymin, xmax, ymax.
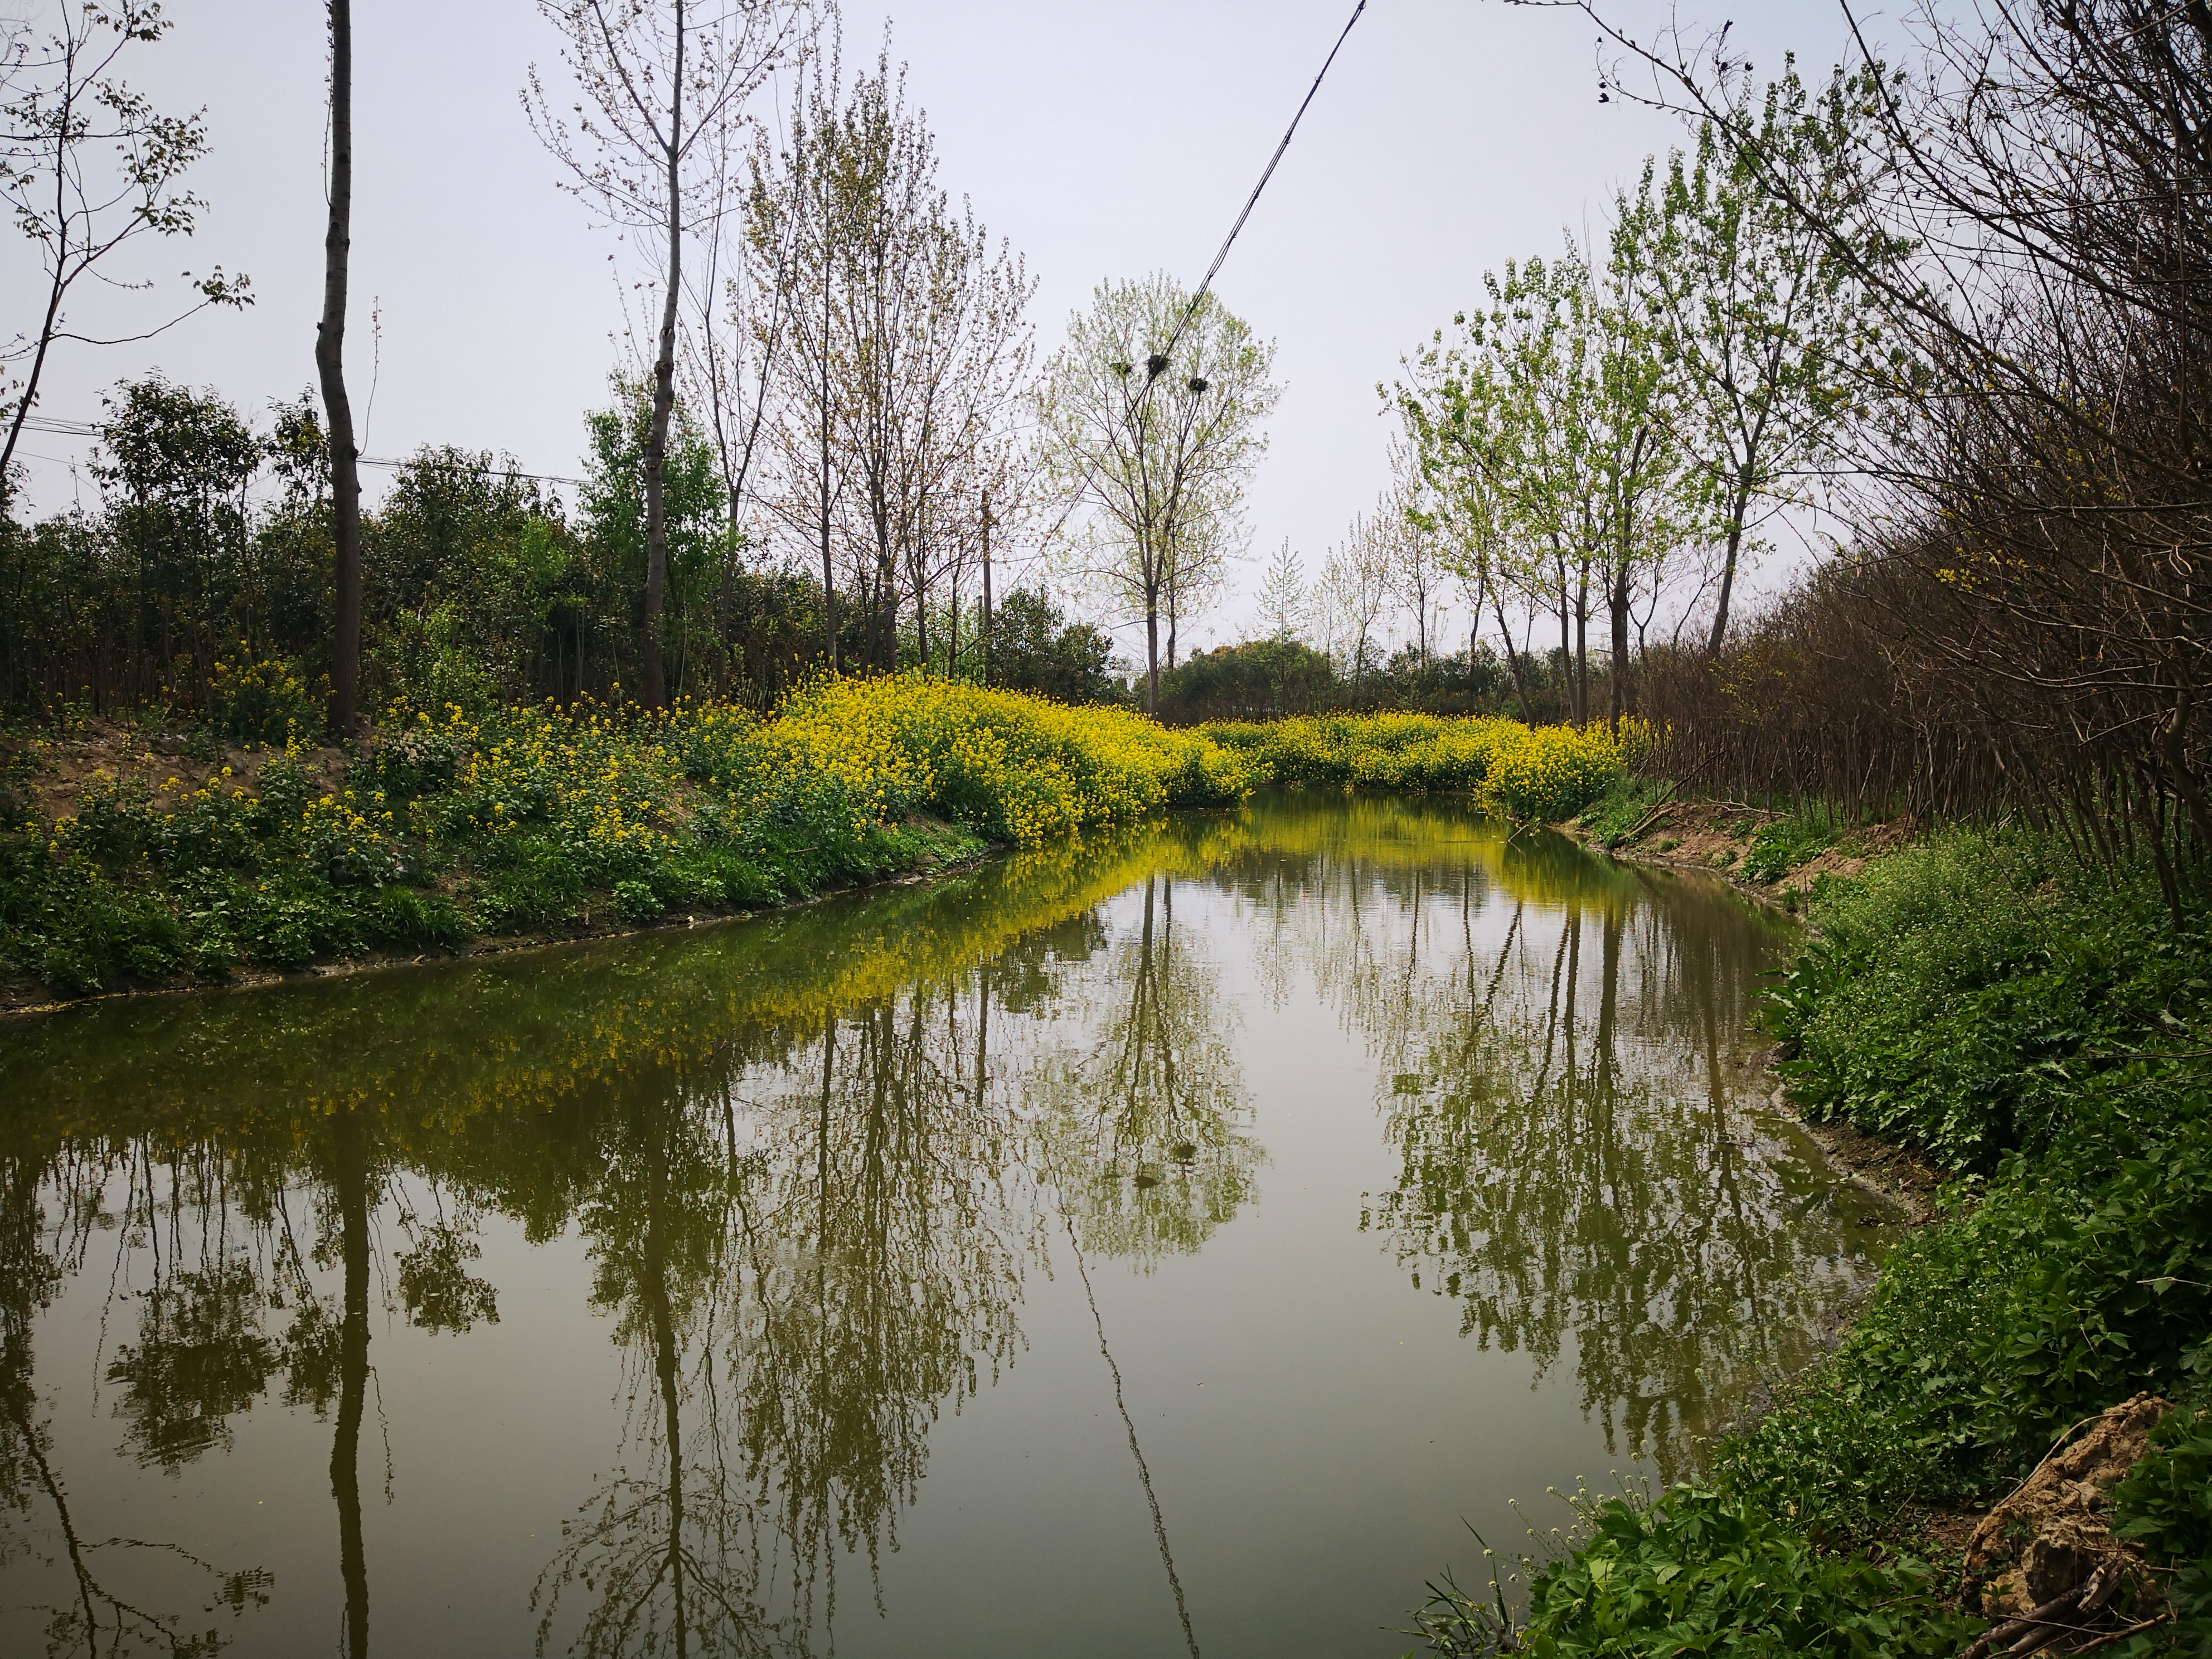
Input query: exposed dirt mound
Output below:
<box><xmin>1957</xmin><ymin>1394</ymin><xmax>2172</xmax><ymax>1653</ymax></box>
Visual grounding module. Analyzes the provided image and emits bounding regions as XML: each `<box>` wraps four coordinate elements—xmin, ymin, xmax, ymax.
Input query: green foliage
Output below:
<box><xmin>978</xmin><ymin>588</ymin><xmax>1121</xmax><ymax>704</ymax></box>
<box><xmin>1158</xmin><ymin>638</ymin><xmax>1336</xmax><ymax>721</ymax></box>
<box><xmin>1740</xmin><ymin>813</ymin><xmax>1836</xmax><ymax>884</ymax></box>
<box><xmin>0</xmin><ymin>371</ymin><xmax>828</xmax><ymax>722</ymax></box>
<box><xmin>1571</xmin><ymin>775</ymin><xmax>1672</xmax><ymax>848</ymax></box>
<box><xmin>1720</xmin><ymin>840</ymin><xmax>2212</xmax><ymax>1537</ymax></box>
<box><xmin>1768</xmin><ymin>831</ymin><xmax>2205</xmax><ymax>1171</ymax></box>
<box><xmin>612</xmin><ymin>879</ymin><xmax>662</xmax><ymax>924</ymax></box>
<box><xmin>1510</xmin><ymin>1488</ymin><xmax>1977</xmax><ymax>1658</ymax></box>
<box><xmin>2114</xmin><ymin>1406</ymin><xmax>2212</xmax><ymax>1650</ymax></box>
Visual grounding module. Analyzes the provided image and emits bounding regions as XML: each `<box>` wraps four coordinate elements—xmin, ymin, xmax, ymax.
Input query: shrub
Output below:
<box><xmin>612</xmin><ymin>879</ymin><xmax>662</xmax><ymax>924</ymax></box>
<box><xmin>363</xmin><ymin>886</ymin><xmax>468</xmax><ymax>952</ymax></box>
<box><xmin>2114</xmin><ymin>1406</ymin><xmax>2212</xmax><ymax>1648</ymax></box>
<box><xmin>1741</xmin><ymin>814</ymin><xmax>1837</xmax><ymax>884</ymax></box>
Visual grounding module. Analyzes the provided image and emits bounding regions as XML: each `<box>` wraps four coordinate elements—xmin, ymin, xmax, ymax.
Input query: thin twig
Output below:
<box><xmin>2063</xmin><ymin>1612</ymin><xmax>2174</xmax><ymax>1656</ymax></box>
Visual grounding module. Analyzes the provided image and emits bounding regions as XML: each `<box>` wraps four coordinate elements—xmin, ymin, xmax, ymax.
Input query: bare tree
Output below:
<box><xmin>679</xmin><ymin>66</ymin><xmax>795</xmax><ymax>695</ymax></box>
<box><xmin>0</xmin><ymin>1</ymin><xmax>249</xmax><ymax>516</ymax></box>
<box><xmin>1255</xmin><ymin>539</ymin><xmax>1311</xmax><ymax>644</ymax></box>
<box><xmin>751</xmin><ymin>43</ymin><xmax>1034</xmax><ymax>675</ymax></box>
<box><xmin>1380</xmin><ymin>450</ymin><xmax>1449</xmax><ymax>668</ymax></box>
<box><xmin>1315</xmin><ymin>507</ymin><xmax>1393</xmax><ymax>687</ymax></box>
<box><xmin>749</xmin><ymin>36</ymin><xmax>847</xmax><ymax>673</ymax></box>
<box><xmin>1035</xmin><ymin>274</ymin><xmax>1277</xmax><ymax>715</ymax></box>
<box><xmin>526</xmin><ymin>0</ymin><xmax>807</xmax><ymax>707</ymax></box>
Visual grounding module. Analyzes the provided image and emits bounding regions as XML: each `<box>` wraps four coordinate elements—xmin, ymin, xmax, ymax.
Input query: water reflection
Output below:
<box><xmin>0</xmin><ymin>795</ymin><xmax>1886</xmax><ymax>1656</ymax></box>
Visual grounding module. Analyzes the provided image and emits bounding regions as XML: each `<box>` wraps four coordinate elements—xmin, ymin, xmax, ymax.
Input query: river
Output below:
<box><xmin>0</xmin><ymin>790</ymin><xmax>1894</xmax><ymax>1658</ymax></box>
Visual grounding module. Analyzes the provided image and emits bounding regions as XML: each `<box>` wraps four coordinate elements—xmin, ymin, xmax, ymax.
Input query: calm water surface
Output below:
<box><xmin>0</xmin><ymin>793</ymin><xmax>1895</xmax><ymax>1658</ymax></box>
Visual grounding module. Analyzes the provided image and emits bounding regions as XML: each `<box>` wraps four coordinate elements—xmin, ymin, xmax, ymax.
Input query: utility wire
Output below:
<box><xmin>1152</xmin><ymin>0</ymin><xmax>1369</xmax><ymax>376</ymax></box>
<box><xmin>14</xmin><ymin>414</ymin><xmax>586</xmax><ymax>488</ymax></box>
<box><xmin>1040</xmin><ymin>0</ymin><xmax>1370</xmax><ymax>559</ymax></box>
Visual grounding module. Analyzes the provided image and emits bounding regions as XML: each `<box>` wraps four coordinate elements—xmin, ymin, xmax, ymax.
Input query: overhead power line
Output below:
<box><xmin>1153</xmin><ymin>0</ymin><xmax>1369</xmax><ymax>373</ymax></box>
<box><xmin>1042</xmin><ymin>0</ymin><xmax>1370</xmax><ymax>557</ymax></box>
<box><xmin>15</xmin><ymin>413</ymin><xmax>587</xmax><ymax>488</ymax></box>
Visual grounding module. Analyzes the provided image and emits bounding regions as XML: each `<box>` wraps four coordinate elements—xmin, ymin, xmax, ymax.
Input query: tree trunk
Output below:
<box><xmin>818</xmin><ymin>271</ymin><xmax>837</xmax><ymax>676</ymax></box>
<box><xmin>914</xmin><ymin>565</ymin><xmax>929</xmax><ymax>672</ymax></box>
<box><xmin>876</xmin><ymin>539</ymin><xmax>897</xmax><ymax>670</ymax></box>
<box><xmin>1144</xmin><ymin>601</ymin><xmax>1159</xmax><ymax>716</ymax></box>
<box><xmin>1705</xmin><ymin>479</ymin><xmax>1753</xmax><ymax>656</ymax></box>
<box><xmin>640</xmin><ymin>1</ymin><xmax>686</xmax><ymax>711</ymax></box>
<box><xmin>980</xmin><ymin>490</ymin><xmax>993</xmax><ymax>688</ymax></box>
<box><xmin>1164</xmin><ymin>562</ymin><xmax>1178</xmax><ymax>670</ymax></box>
<box><xmin>317</xmin><ymin>0</ymin><xmax>363</xmax><ymax>739</ymax></box>
<box><xmin>1608</xmin><ymin>561</ymin><xmax>1631</xmax><ymax>736</ymax></box>
<box><xmin>1555</xmin><ymin>559</ymin><xmax>1572</xmax><ymax>726</ymax></box>
<box><xmin>330</xmin><ymin>1105</ymin><xmax>371</xmax><ymax>1659</ymax></box>
<box><xmin>1573</xmin><ymin>560</ymin><xmax>1590</xmax><ymax>729</ymax></box>
<box><xmin>1492</xmin><ymin>591</ymin><xmax>1531</xmax><ymax>723</ymax></box>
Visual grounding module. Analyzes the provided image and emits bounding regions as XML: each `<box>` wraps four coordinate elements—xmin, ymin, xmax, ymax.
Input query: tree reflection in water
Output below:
<box><xmin>1036</xmin><ymin>873</ymin><xmax>1261</xmax><ymax>1264</ymax></box>
<box><xmin>1241</xmin><ymin>806</ymin><xmax>1885</xmax><ymax>1478</ymax></box>
<box><xmin>0</xmin><ymin>796</ymin><xmax>1881</xmax><ymax>1652</ymax></box>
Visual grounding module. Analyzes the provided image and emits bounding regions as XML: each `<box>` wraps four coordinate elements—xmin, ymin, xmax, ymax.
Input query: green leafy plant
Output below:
<box><xmin>1505</xmin><ymin>1487</ymin><xmax>1976</xmax><ymax>1658</ymax></box>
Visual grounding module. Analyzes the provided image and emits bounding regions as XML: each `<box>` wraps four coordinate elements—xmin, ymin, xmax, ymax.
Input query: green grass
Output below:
<box><xmin>1740</xmin><ymin>812</ymin><xmax>1842</xmax><ymax>883</ymax></box>
<box><xmin>1570</xmin><ymin>774</ymin><xmax>1675</xmax><ymax>848</ymax></box>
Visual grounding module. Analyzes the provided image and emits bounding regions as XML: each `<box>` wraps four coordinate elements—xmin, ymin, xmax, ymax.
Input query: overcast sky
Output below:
<box><xmin>4</xmin><ymin>0</ymin><xmax>1867</xmax><ymax>652</ymax></box>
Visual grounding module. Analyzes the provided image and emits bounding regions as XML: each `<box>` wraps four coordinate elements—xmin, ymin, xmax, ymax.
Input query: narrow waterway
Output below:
<box><xmin>0</xmin><ymin>792</ymin><xmax>1895</xmax><ymax>1658</ymax></box>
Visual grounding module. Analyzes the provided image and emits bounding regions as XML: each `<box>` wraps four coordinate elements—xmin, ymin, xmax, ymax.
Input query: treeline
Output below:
<box><xmin>1367</xmin><ymin>1</ymin><xmax>2209</xmax><ymax>902</ymax></box>
<box><xmin>1149</xmin><ymin>636</ymin><xmax>1598</xmax><ymax>725</ymax></box>
<box><xmin>1</xmin><ymin>8</ymin><xmax>1224</xmax><ymax>727</ymax></box>
<box><xmin>1628</xmin><ymin>1</ymin><xmax>2211</xmax><ymax>904</ymax></box>
<box><xmin>0</xmin><ymin>375</ymin><xmax>1119</xmax><ymax>719</ymax></box>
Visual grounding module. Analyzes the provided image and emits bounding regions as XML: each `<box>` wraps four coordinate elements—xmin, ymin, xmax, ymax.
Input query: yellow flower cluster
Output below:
<box><xmin>376</xmin><ymin>680</ymin><xmax>1253</xmax><ymax>861</ymax></box>
<box><xmin>207</xmin><ymin>649</ymin><xmax>319</xmax><ymax>746</ymax></box>
<box><xmin>750</xmin><ymin>675</ymin><xmax>1254</xmax><ymax>845</ymax></box>
<box><xmin>426</xmin><ymin>700</ymin><xmax>680</xmax><ymax>861</ymax></box>
<box><xmin>1204</xmin><ymin>711</ymin><xmax>1625</xmax><ymax>820</ymax></box>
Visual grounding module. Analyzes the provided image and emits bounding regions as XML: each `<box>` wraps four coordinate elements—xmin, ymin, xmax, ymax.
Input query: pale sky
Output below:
<box><xmin>4</xmin><ymin>0</ymin><xmax>1865</xmax><ymax>653</ymax></box>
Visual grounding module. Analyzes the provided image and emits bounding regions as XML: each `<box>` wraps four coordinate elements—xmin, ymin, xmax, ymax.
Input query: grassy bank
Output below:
<box><xmin>1410</xmin><ymin>828</ymin><xmax>2212</xmax><ymax>1657</ymax></box>
<box><xmin>0</xmin><ymin>701</ymin><xmax>1626</xmax><ymax>1005</ymax></box>
<box><xmin>0</xmin><ymin>675</ymin><xmax>1251</xmax><ymax>1002</ymax></box>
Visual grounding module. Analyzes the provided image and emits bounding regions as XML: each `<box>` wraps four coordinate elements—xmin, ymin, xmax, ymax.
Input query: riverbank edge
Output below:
<box><xmin>0</xmin><ymin>814</ymin><xmax>998</xmax><ymax>1021</ymax></box>
<box><xmin>1452</xmin><ymin>793</ymin><xmax>2209</xmax><ymax>1656</ymax></box>
<box><xmin>1557</xmin><ymin>803</ymin><xmax>1954</xmax><ymax>1225</ymax></box>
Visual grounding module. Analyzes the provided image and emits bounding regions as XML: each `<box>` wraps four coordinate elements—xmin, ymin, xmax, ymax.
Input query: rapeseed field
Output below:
<box><xmin>4</xmin><ymin>685</ymin><xmax>1622</xmax><ymax>998</ymax></box>
<box><xmin>1204</xmin><ymin>711</ymin><xmax>1626</xmax><ymax>821</ymax></box>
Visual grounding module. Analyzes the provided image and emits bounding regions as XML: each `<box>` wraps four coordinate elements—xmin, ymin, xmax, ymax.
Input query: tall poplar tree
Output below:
<box><xmin>317</xmin><ymin>0</ymin><xmax>362</xmax><ymax>736</ymax></box>
<box><xmin>527</xmin><ymin>0</ymin><xmax>806</xmax><ymax>707</ymax></box>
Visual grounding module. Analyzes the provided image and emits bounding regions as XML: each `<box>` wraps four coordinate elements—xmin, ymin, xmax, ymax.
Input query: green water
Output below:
<box><xmin>0</xmin><ymin>792</ymin><xmax>1893</xmax><ymax>1658</ymax></box>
